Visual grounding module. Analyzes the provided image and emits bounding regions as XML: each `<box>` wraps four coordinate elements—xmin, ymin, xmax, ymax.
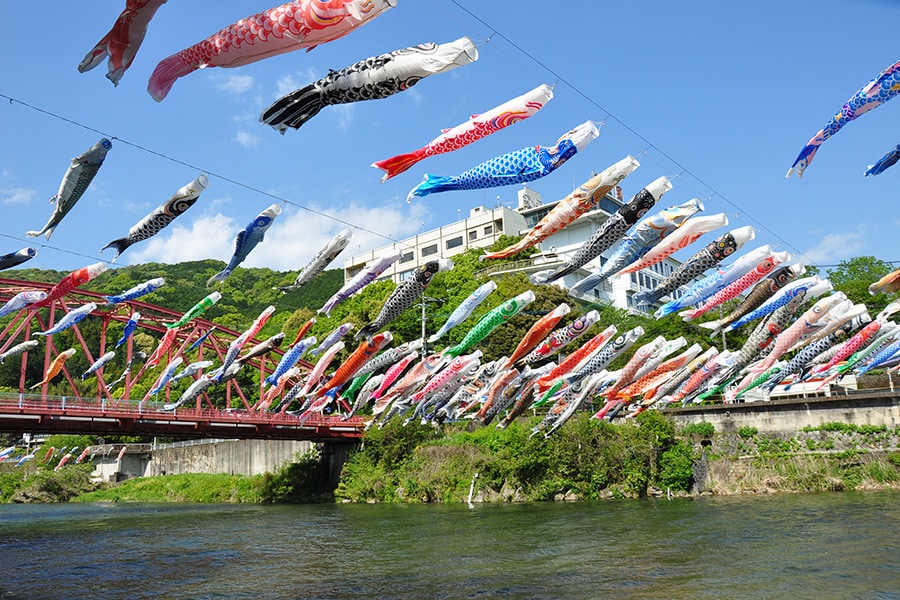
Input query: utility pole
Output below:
<box><xmin>420</xmin><ymin>295</ymin><xmax>442</xmax><ymax>357</ymax></box>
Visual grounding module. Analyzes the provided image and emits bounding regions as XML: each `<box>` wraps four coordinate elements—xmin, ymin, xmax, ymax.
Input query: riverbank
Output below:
<box><xmin>3</xmin><ymin>414</ymin><xmax>899</xmax><ymax>503</ymax></box>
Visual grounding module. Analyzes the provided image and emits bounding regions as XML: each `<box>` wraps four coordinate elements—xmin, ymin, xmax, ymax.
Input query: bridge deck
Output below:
<box><xmin>0</xmin><ymin>393</ymin><xmax>364</xmax><ymax>442</ymax></box>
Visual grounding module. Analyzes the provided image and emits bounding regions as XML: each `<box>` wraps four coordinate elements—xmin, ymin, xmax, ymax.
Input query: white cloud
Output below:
<box><xmin>216</xmin><ymin>74</ymin><xmax>255</xmax><ymax>94</ymax></box>
<box><xmin>1</xmin><ymin>187</ymin><xmax>37</xmax><ymax>204</ymax></box>
<box><xmin>234</xmin><ymin>129</ymin><xmax>261</xmax><ymax>148</ymax></box>
<box><xmin>334</xmin><ymin>104</ymin><xmax>355</xmax><ymax>131</ymax></box>
<box><xmin>123</xmin><ymin>213</ymin><xmax>236</xmax><ymax>265</ymax></box>
<box><xmin>405</xmin><ymin>88</ymin><xmax>424</xmax><ymax>106</ymax></box>
<box><xmin>803</xmin><ymin>230</ymin><xmax>866</xmax><ymax>265</ymax></box>
<box><xmin>275</xmin><ymin>70</ymin><xmax>317</xmax><ymax>97</ymax></box>
<box><xmin>121</xmin><ymin>202</ymin><xmax>431</xmax><ymax>273</ymax></box>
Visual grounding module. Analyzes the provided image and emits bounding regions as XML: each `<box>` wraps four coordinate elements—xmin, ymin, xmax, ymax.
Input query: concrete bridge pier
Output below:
<box><xmin>322</xmin><ymin>441</ymin><xmax>360</xmax><ymax>486</ymax></box>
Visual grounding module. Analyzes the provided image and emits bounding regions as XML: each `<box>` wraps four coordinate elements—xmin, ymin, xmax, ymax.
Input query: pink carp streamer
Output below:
<box><xmin>148</xmin><ymin>0</ymin><xmax>397</xmax><ymax>101</ymax></box>
<box><xmin>372</xmin><ymin>84</ymin><xmax>554</xmax><ymax>181</ymax></box>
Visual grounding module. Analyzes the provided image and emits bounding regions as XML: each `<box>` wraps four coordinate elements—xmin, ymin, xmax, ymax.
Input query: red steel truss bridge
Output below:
<box><xmin>0</xmin><ymin>277</ymin><xmax>364</xmax><ymax>441</ymax></box>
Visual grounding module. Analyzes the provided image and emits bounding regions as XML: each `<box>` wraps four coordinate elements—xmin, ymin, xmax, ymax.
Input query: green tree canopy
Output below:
<box><xmin>826</xmin><ymin>256</ymin><xmax>895</xmax><ymax>315</ymax></box>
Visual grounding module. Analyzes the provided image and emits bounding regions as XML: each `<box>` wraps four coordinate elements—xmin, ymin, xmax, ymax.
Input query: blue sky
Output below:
<box><xmin>2</xmin><ymin>1</ymin><xmax>899</xmax><ymax>276</ymax></box>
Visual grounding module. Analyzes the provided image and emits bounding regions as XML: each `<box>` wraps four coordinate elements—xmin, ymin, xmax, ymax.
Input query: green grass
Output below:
<box><xmin>73</xmin><ymin>473</ymin><xmax>264</xmax><ymax>503</ymax></box>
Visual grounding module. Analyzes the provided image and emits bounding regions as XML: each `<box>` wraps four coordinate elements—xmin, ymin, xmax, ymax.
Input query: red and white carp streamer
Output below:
<box><xmin>372</xmin><ymin>84</ymin><xmax>554</xmax><ymax>181</ymax></box>
<box><xmin>79</xmin><ymin>0</ymin><xmax>168</xmax><ymax>86</ymax></box>
<box><xmin>148</xmin><ymin>0</ymin><xmax>397</xmax><ymax>101</ymax></box>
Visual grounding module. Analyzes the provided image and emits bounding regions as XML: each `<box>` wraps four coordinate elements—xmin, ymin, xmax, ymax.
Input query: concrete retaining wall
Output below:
<box><xmin>147</xmin><ymin>439</ymin><xmax>316</xmax><ymax>477</ymax></box>
<box><xmin>667</xmin><ymin>391</ymin><xmax>900</xmax><ymax>434</ymax></box>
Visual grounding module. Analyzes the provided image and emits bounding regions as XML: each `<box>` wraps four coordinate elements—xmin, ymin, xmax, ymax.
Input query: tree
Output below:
<box><xmin>826</xmin><ymin>256</ymin><xmax>895</xmax><ymax>315</ymax></box>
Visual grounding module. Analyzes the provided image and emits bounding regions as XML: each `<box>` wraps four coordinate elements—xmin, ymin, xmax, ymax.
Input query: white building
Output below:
<box><xmin>342</xmin><ymin>185</ymin><xmax>686</xmax><ymax>314</ymax></box>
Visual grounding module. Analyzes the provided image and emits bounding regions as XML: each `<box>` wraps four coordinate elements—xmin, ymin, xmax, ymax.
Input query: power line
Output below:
<box><xmin>1</xmin><ymin>1</ymin><xmax>828</xmax><ymax>271</ymax></box>
<box><xmin>442</xmin><ymin>0</ymin><xmax>813</xmax><ymax>265</ymax></box>
<box><xmin>0</xmin><ymin>93</ymin><xmax>416</xmax><ymax>268</ymax></box>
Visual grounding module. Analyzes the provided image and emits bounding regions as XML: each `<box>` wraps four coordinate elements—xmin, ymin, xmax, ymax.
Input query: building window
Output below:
<box><xmin>398</xmin><ymin>269</ymin><xmax>415</xmax><ymax>281</ymax></box>
<box><xmin>446</xmin><ymin>236</ymin><xmax>463</xmax><ymax>250</ymax></box>
<box><xmin>468</xmin><ymin>230</ymin><xmax>478</xmax><ymax>242</ymax></box>
<box><xmin>421</xmin><ymin>244</ymin><xmax>438</xmax><ymax>257</ymax></box>
<box><xmin>400</xmin><ymin>251</ymin><xmax>414</xmax><ymax>263</ymax></box>
<box><xmin>483</xmin><ymin>225</ymin><xmax>493</xmax><ymax>236</ymax></box>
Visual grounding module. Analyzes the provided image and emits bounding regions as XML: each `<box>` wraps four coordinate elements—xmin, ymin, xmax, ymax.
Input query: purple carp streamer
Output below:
<box><xmin>261</xmin><ymin>37</ymin><xmax>477</xmax><ymax>133</ymax></box>
<box><xmin>787</xmin><ymin>57</ymin><xmax>900</xmax><ymax>178</ymax></box>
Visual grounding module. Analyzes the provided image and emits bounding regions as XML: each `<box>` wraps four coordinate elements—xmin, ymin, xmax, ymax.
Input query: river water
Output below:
<box><xmin>1</xmin><ymin>491</ymin><xmax>898</xmax><ymax>599</ymax></box>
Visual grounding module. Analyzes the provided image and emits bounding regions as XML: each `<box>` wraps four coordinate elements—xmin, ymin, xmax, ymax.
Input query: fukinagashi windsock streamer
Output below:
<box><xmin>532</xmin><ymin>176</ymin><xmax>672</xmax><ymax>285</ymax></box>
<box><xmin>102</xmin><ymin>175</ymin><xmax>209</xmax><ymax>261</ymax></box>
<box><xmin>279</xmin><ymin>229</ymin><xmax>353</xmax><ymax>293</ymax></box>
<box><xmin>482</xmin><ymin>156</ymin><xmax>639</xmax><ymax>260</ymax></box>
<box><xmin>407</xmin><ymin>121</ymin><xmax>600</xmax><ymax>202</ymax></box>
<box><xmin>570</xmin><ymin>198</ymin><xmax>703</xmax><ymax>296</ymax></box>
<box><xmin>787</xmin><ymin>57</ymin><xmax>900</xmax><ymax>178</ymax></box>
<box><xmin>147</xmin><ymin>0</ymin><xmax>397</xmax><ymax>101</ymax></box>
<box><xmin>261</xmin><ymin>37</ymin><xmax>477</xmax><ymax>133</ymax></box>
<box><xmin>78</xmin><ymin>0</ymin><xmax>168</xmax><ymax>86</ymax></box>
<box><xmin>0</xmin><ymin>248</ymin><xmax>37</xmax><ymax>272</ymax></box>
<box><xmin>372</xmin><ymin>83</ymin><xmax>554</xmax><ymax>181</ymax></box>
<box><xmin>207</xmin><ymin>204</ymin><xmax>282</xmax><ymax>285</ymax></box>
<box><xmin>26</xmin><ymin>139</ymin><xmax>112</xmax><ymax>241</ymax></box>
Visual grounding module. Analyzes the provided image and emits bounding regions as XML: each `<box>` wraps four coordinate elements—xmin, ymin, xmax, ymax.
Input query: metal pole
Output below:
<box><xmin>421</xmin><ymin>296</ymin><xmax>426</xmax><ymax>355</ymax></box>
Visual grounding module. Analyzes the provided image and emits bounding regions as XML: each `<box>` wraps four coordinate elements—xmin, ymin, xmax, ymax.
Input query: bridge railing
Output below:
<box><xmin>0</xmin><ymin>392</ymin><xmax>365</xmax><ymax>429</ymax></box>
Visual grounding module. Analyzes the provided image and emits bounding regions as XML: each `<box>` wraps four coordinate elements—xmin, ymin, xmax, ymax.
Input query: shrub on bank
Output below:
<box><xmin>335</xmin><ymin>411</ymin><xmax>697</xmax><ymax>503</ymax></box>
